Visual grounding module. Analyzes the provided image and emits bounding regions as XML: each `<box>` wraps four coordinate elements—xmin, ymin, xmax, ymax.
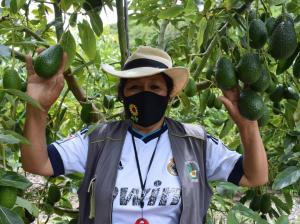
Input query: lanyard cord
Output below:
<box><xmin>131</xmin><ymin>133</ymin><xmax>161</xmax><ymax>209</ymax></box>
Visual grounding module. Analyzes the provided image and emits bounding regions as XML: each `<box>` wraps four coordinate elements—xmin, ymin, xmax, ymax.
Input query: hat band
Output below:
<box><xmin>122</xmin><ymin>58</ymin><xmax>168</xmax><ymax>70</ymax></box>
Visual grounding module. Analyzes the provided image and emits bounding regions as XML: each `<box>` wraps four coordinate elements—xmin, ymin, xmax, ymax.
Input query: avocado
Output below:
<box><xmin>80</xmin><ymin>101</ymin><xmax>93</xmax><ymax>124</ymax></box>
<box><xmin>237</xmin><ymin>53</ymin><xmax>262</xmax><ymax>84</ymax></box>
<box><xmin>284</xmin><ymin>87</ymin><xmax>299</xmax><ymax>100</ymax></box>
<box><xmin>3</xmin><ymin>68</ymin><xmax>23</xmax><ymax>90</ymax></box>
<box><xmin>184</xmin><ymin>78</ymin><xmax>197</xmax><ymax>97</ymax></box>
<box><xmin>47</xmin><ymin>184</ymin><xmax>61</xmax><ymax>205</ymax></box>
<box><xmin>258</xmin><ymin>104</ymin><xmax>269</xmax><ymax>127</ymax></box>
<box><xmin>269</xmin><ymin>14</ymin><xmax>297</xmax><ymax>60</ymax></box>
<box><xmin>250</xmin><ymin>65</ymin><xmax>270</xmax><ymax>92</ymax></box>
<box><xmin>207</xmin><ymin>92</ymin><xmax>216</xmax><ymax>108</ymax></box>
<box><xmin>215</xmin><ymin>57</ymin><xmax>237</xmax><ymax>90</ymax></box>
<box><xmin>238</xmin><ymin>89</ymin><xmax>265</xmax><ymax>120</ymax></box>
<box><xmin>249</xmin><ymin>19</ymin><xmax>268</xmax><ymax>49</ymax></box>
<box><xmin>293</xmin><ymin>54</ymin><xmax>300</xmax><ymax>78</ymax></box>
<box><xmin>34</xmin><ymin>45</ymin><xmax>63</xmax><ymax>79</ymax></box>
<box><xmin>269</xmin><ymin>84</ymin><xmax>284</xmax><ymax>102</ymax></box>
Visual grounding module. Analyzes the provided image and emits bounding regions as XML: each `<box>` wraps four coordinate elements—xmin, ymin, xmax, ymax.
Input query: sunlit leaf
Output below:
<box><xmin>0</xmin><ymin>206</ymin><xmax>24</xmax><ymax>224</ymax></box>
<box><xmin>4</xmin><ymin>89</ymin><xmax>44</xmax><ymax>111</ymax></box>
<box><xmin>60</xmin><ymin>30</ymin><xmax>76</xmax><ymax>69</ymax></box>
<box><xmin>158</xmin><ymin>5</ymin><xmax>184</xmax><ymax>19</ymax></box>
<box><xmin>0</xmin><ymin>171</ymin><xmax>32</xmax><ymax>190</ymax></box>
<box><xmin>78</xmin><ymin>20</ymin><xmax>96</xmax><ymax>60</ymax></box>
<box><xmin>272</xmin><ymin>166</ymin><xmax>300</xmax><ymax>190</ymax></box>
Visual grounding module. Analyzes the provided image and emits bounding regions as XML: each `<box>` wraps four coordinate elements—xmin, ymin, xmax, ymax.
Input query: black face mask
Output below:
<box><xmin>123</xmin><ymin>91</ymin><xmax>169</xmax><ymax>127</ymax></box>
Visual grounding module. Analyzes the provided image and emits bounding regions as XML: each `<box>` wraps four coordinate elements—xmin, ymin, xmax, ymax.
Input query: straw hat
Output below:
<box><xmin>101</xmin><ymin>46</ymin><xmax>189</xmax><ymax>97</ymax></box>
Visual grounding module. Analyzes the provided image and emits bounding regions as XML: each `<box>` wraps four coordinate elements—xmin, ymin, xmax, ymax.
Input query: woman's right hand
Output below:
<box><xmin>25</xmin><ymin>52</ymin><xmax>67</xmax><ymax>112</ymax></box>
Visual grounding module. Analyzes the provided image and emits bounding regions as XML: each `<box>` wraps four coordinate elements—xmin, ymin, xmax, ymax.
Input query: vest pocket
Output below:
<box><xmin>88</xmin><ymin>176</ymin><xmax>96</xmax><ymax>219</ymax></box>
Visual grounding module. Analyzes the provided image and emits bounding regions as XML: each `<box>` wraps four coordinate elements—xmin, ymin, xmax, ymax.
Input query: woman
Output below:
<box><xmin>22</xmin><ymin>46</ymin><xmax>268</xmax><ymax>224</ymax></box>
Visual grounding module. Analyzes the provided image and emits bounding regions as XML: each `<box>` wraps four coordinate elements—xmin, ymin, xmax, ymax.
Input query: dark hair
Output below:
<box><xmin>117</xmin><ymin>73</ymin><xmax>174</xmax><ymax>101</ymax></box>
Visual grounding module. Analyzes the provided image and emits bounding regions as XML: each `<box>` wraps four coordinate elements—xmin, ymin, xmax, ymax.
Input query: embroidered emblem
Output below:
<box><xmin>167</xmin><ymin>158</ymin><xmax>178</xmax><ymax>176</ymax></box>
<box><xmin>129</xmin><ymin>104</ymin><xmax>138</xmax><ymax>122</ymax></box>
<box><xmin>185</xmin><ymin>161</ymin><xmax>199</xmax><ymax>182</ymax></box>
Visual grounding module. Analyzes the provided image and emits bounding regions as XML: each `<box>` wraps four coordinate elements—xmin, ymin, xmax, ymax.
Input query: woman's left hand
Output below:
<box><xmin>218</xmin><ymin>87</ymin><xmax>257</xmax><ymax>129</ymax></box>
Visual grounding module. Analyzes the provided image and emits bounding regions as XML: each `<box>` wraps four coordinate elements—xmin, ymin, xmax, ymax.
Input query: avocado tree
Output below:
<box><xmin>0</xmin><ymin>0</ymin><xmax>299</xmax><ymax>223</ymax></box>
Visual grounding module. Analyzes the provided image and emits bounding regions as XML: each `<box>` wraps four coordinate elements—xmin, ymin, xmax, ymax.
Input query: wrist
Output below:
<box><xmin>26</xmin><ymin>104</ymin><xmax>48</xmax><ymax>119</ymax></box>
<box><xmin>238</xmin><ymin>121</ymin><xmax>259</xmax><ymax>134</ymax></box>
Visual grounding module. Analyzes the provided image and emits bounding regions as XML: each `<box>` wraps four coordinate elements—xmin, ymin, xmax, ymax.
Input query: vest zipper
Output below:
<box><xmin>87</xmin><ymin>176</ymin><xmax>96</xmax><ymax>219</ymax></box>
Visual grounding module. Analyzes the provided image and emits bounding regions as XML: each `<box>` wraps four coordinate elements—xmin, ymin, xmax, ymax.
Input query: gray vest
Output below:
<box><xmin>77</xmin><ymin>117</ymin><xmax>213</xmax><ymax>224</ymax></box>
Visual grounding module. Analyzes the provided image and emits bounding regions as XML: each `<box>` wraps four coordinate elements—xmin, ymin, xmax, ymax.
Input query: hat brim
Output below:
<box><xmin>101</xmin><ymin>63</ymin><xmax>189</xmax><ymax>97</ymax></box>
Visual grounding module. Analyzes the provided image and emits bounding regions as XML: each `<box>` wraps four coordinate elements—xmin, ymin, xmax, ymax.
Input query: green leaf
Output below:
<box><xmin>88</xmin><ymin>11</ymin><xmax>103</xmax><ymax>37</ymax></box>
<box><xmin>283</xmin><ymin>191</ymin><xmax>293</xmax><ymax>209</ymax></box>
<box><xmin>269</xmin><ymin>0</ymin><xmax>286</xmax><ymax>5</ymax></box>
<box><xmin>78</xmin><ymin>20</ymin><xmax>96</xmax><ymax>60</ymax></box>
<box><xmin>232</xmin><ymin>203</ymin><xmax>268</xmax><ymax>224</ymax></box>
<box><xmin>197</xmin><ymin>18</ymin><xmax>207</xmax><ymax>48</ymax></box>
<box><xmin>158</xmin><ymin>5</ymin><xmax>184</xmax><ymax>19</ymax></box>
<box><xmin>219</xmin><ymin>118</ymin><xmax>234</xmax><ymax>138</ymax></box>
<box><xmin>10</xmin><ymin>0</ymin><xmax>18</xmax><ymax>14</ymax></box>
<box><xmin>60</xmin><ymin>30</ymin><xmax>76</xmax><ymax>69</ymax></box>
<box><xmin>0</xmin><ymin>130</ymin><xmax>29</xmax><ymax>145</ymax></box>
<box><xmin>199</xmin><ymin>90</ymin><xmax>209</xmax><ymax>114</ymax></box>
<box><xmin>271</xmin><ymin>195</ymin><xmax>290</xmax><ymax>214</ymax></box>
<box><xmin>4</xmin><ymin>89</ymin><xmax>44</xmax><ymax>111</ymax></box>
<box><xmin>16</xmin><ymin>197</ymin><xmax>39</xmax><ymax>218</ymax></box>
<box><xmin>227</xmin><ymin>211</ymin><xmax>239</xmax><ymax>224</ymax></box>
<box><xmin>185</xmin><ymin>0</ymin><xmax>197</xmax><ymax>13</ymax></box>
<box><xmin>276</xmin><ymin>46</ymin><xmax>299</xmax><ymax>75</ymax></box>
<box><xmin>272</xmin><ymin>166</ymin><xmax>300</xmax><ymax>190</ymax></box>
<box><xmin>0</xmin><ymin>171</ymin><xmax>32</xmax><ymax>190</ymax></box>
<box><xmin>59</xmin><ymin>0</ymin><xmax>72</xmax><ymax>11</ymax></box>
<box><xmin>69</xmin><ymin>12</ymin><xmax>77</xmax><ymax>27</ymax></box>
<box><xmin>0</xmin><ymin>134</ymin><xmax>20</xmax><ymax>144</ymax></box>
<box><xmin>276</xmin><ymin>215</ymin><xmax>289</xmax><ymax>224</ymax></box>
<box><xmin>203</xmin><ymin>0</ymin><xmax>212</xmax><ymax>13</ymax></box>
<box><xmin>0</xmin><ymin>206</ymin><xmax>24</xmax><ymax>224</ymax></box>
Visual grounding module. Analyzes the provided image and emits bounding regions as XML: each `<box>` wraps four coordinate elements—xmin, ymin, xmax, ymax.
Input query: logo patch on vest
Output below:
<box><xmin>167</xmin><ymin>158</ymin><xmax>178</xmax><ymax>176</ymax></box>
<box><xmin>185</xmin><ymin>161</ymin><xmax>199</xmax><ymax>182</ymax></box>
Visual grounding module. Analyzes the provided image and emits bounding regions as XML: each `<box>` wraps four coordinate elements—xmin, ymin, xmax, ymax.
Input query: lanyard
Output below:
<box><xmin>131</xmin><ymin>133</ymin><xmax>161</xmax><ymax>211</ymax></box>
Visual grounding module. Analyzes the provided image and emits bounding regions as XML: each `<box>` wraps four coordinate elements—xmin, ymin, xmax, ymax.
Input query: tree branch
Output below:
<box><xmin>196</xmin><ymin>81</ymin><xmax>212</xmax><ymax>91</ymax></box>
<box><xmin>53</xmin><ymin>0</ymin><xmax>64</xmax><ymax>42</ymax></box>
<box><xmin>123</xmin><ymin>0</ymin><xmax>130</xmax><ymax>55</ymax></box>
<box><xmin>116</xmin><ymin>0</ymin><xmax>129</xmax><ymax>67</ymax></box>
<box><xmin>158</xmin><ymin>20</ymin><xmax>169</xmax><ymax>49</ymax></box>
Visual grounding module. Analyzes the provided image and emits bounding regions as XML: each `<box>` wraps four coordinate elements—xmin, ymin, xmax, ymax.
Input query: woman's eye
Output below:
<box><xmin>128</xmin><ymin>85</ymin><xmax>139</xmax><ymax>90</ymax></box>
<box><xmin>151</xmin><ymin>85</ymin><xmax>161</xmax><ymax>90</ymax></box>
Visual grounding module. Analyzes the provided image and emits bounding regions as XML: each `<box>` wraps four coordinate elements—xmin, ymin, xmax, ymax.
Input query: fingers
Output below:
<box><xmin>25</xmin><ymin>55</ymin><xmax>35</xmax><ymax>77</ymax></box>
<box><xmin>218</xmin><ymin>96</ymin><xmax>235</xmax><ymax>114</ymax></box>
<box><xmin>58</xmin><ymin>52</ymin><xmax>68</xmax><ymax>74</ymax></box>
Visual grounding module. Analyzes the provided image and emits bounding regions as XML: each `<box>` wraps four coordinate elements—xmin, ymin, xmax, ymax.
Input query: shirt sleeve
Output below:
<box><xmin>47</xmin><ymin>128</ymin><xmax>89</xmax><ymax>176</ymax></box>
<box><xmin>205</xmin><ymin>134</ymin><xmax>244</xmax><ymax>185</ymax></box>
